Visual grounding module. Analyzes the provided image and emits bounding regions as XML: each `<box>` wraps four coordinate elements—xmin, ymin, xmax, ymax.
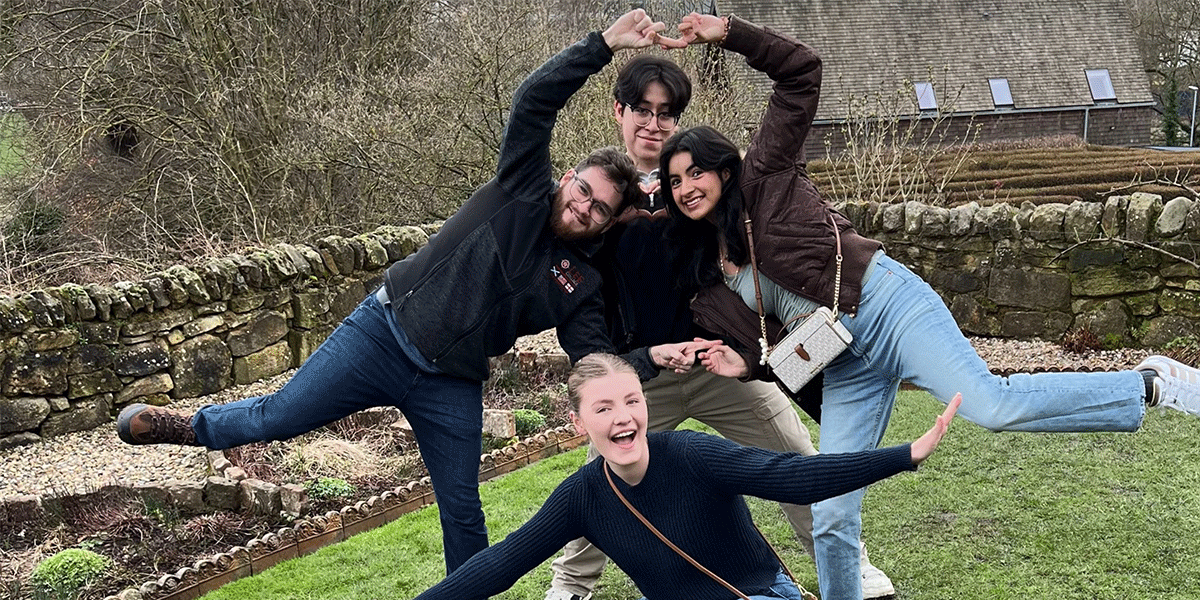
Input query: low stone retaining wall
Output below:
<box><xmin>94</xmin><ymin>425</ymin><xmax>588</xmax><ymax>600</ymax></box>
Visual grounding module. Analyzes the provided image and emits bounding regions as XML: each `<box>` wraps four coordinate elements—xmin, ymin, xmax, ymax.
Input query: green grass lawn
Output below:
<box><xmin>199</xmin><ymin>390</ymin><xmax>1200</xmax><ymax>600</ymax></box>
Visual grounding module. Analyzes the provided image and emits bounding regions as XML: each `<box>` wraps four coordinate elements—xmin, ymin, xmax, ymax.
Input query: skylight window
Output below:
<box><xmin>1085</xmin><ymin>69</ymin><xmax>1116</xmax><ymax>102</ymax></box>
<box><xmin>914</xmin><ymin>82</ymin><xmax>938</xmax><ymax>111</ymax></box>
<box><xmin>989</xmin><ymin>78</ymin><xmax>1013</xmax><ymax>107</ymax></box>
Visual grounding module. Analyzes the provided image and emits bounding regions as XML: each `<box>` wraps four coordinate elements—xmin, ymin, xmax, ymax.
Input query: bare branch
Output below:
<box><xmin>1050</xmin><ymin>236</ymin><xmax>1200</xmax><ymax>271</ymax></box>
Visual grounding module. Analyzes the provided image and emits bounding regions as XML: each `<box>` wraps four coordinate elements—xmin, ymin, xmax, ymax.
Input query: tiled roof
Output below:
<box><xmin>713</xmin><ymin>0</ymin><xmax>1154</xmax><ymax>119</ymax></box>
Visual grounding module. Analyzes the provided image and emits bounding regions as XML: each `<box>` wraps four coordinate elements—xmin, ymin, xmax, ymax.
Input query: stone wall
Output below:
<box><xmin>0</xmin><ymin>225</ymin><xmax>432</xmax><ymax>449</ymax></box>
<box><xmin>3</xmin><ymin>191</ymin><xmax>1199</xmax><ymax>447</ymax></box>
<box><xmin>846</xmin><ymin>191</ymin><xmax>1200</xmax><ymax>346</ymax></box>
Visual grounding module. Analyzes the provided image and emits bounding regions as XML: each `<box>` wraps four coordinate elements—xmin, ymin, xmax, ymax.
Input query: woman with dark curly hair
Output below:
<box><xmin>655</xmin><ymin>11</ymin><xmax>1200</xmax><ymax>600</ymax></box>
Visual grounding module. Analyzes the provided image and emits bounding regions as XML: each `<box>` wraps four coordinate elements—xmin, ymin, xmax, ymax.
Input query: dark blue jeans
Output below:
<box><xmin>191</xmin><ymin>294</ymin><xmax>487</xmax><ymax>573</ymax></box>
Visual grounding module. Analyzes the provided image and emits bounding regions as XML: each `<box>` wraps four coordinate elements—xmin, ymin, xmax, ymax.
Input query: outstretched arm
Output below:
<box><xmin>690</xmin><ymin>395</ymin><xmax>961</xmax><ymax>506</ymax></box>
<box><xmin>414</xmin><ymin>482</ymin><xmax>585</xmax><ymax>600</ymax></box>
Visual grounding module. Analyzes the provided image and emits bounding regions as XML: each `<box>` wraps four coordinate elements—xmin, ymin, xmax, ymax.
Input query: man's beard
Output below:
<box><xmin>549</xmin><ymin>191</ymin><xmax>590</xmax><ymax>241</ymax></box>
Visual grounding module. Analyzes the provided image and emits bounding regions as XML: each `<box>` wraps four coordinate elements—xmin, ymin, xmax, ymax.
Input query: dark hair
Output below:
<box><xmin>574</xmin><ymin>146</ymin><xmax>643</xmax><ymax>213</ymax></box>
<box><xmin>658</xmin><ymin>126</ymin><xmax>747</xmax><ymax>290</ymax></box>
<box><xmin>613</xmin><ymin>54</ymin><xmax>693</xmax><ymax>115</ymax></box>
<box><xmin>567</xmin><ymin>353</ymin><xmax>638</xmax><ymax>411</ymax></box>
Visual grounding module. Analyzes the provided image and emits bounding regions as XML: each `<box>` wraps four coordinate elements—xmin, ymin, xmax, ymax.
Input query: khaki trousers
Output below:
<box><xmin>549</xmin><ymin>367</ymin><xmax>817</xmax><ymax>595</ymax></box>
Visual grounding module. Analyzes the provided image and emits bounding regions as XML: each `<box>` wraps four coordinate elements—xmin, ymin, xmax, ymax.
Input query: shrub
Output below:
<box><xmin>3</xmin><ymin>198</ymin><xmax>63</xmax><ymax>251</ymax></box>
<box><xmin>305</xmin><ymin>477</ymin><xmax>356</xmax><ymax>502</ymax></box>
<box><xmin>1163</xmin><ymin>336</ymin><xmax>1200</xmax><ymax>367</ymax></box>
<box><xmin>513</xmin><ymin>409</ymin><xmax>547</xmax><ymax>437</ymax></box>
<box><xmin>27</xmin><ymin>548</ymin><xmax>111</xmax><ymax>600</ymax></box>
<box><xmin>1061</xmin><ymin>328</ymin><xmax>1103</xmax><ymax>353</ymax></box>
<box><xmin>819</xmin><ymin>72</ymin><xmax>980</xmax><ymax>206</ymax></box>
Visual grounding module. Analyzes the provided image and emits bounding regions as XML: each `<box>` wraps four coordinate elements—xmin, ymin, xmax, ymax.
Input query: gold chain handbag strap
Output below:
<box><xmin>604</xmin><ymin>463</ymin><xmax>818</xmax><ymax>600</ymax></box>
<box><xmin>744</xmin><ymin>212</ymin><xmax>843</xmax><ymax>364</ymax></box>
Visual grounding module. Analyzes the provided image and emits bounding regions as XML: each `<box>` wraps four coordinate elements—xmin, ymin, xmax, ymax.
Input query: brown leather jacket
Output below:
<box><xmin>690</xmin><ymin>16</ymin><xmax>882</xmax><ymax>380</ymax></box>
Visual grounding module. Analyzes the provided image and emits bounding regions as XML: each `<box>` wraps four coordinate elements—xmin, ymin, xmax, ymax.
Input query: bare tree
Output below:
<box><xmin>0</xmin><ymin>0</ymin><xmax>762</xmax><ymax>291</ymax></box>
<box><xmin>1127</xmin><ymin>0</ymin><xmax>1200</xmax><ymax>143</ymax></box>
<box><xmin>1</xmin><ymin>0</ymin><xmax>425</xmax><ymax>265</ymax></box>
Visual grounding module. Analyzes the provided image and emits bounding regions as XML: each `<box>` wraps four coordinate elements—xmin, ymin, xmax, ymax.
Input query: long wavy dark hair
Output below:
<box><xmin>659</xmin><ymin>126</ymin><xmax>748</xmax><ymax>291</ymax></box>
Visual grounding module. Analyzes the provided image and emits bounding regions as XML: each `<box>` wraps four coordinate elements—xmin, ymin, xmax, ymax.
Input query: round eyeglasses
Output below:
<box><xmin>624</xmin><ymin>104</ymin><xmax>680</xmax><ymax>130</ymax></box>
<box><xmin>568</xmin><ymin>174</ymin><xmax>615</xmax><ymax>226</ymax></box>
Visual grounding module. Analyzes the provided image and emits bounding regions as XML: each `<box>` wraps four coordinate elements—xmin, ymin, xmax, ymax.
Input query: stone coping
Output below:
<box><xmin>99</xmin><ymin>425</ymin><xmax>588</xmax><ymax>600</ymax></box>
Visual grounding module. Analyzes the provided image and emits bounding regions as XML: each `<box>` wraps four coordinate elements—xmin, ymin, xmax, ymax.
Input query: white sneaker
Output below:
<box><xmin>1136</xmin><ymin>355</ymin><xmax>1200</xmax><ymax>416</ymax></box>
<box><xmin>860</xmin><ymin>542</ymin><xmax>896</xmax><ymax>599</ymax></box>
<box><xmin>543</xmin><ymin>589</ymin><xmax>591</xmax><ymax>600</ymax></box>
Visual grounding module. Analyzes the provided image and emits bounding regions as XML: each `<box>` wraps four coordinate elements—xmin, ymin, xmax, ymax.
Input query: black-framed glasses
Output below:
<box><xmin>568</xmin><ymin>174</ymin><xmax>615</xmax><ymax>226</ymax></box>
<box><xmin>623</xmin><ymin>104</ymin><xmax>680</xmax><ymax>129</ymax></box>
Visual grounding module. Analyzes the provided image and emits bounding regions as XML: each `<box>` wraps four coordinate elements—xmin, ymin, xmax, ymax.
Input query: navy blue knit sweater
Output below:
<box><xmin>414</xmin><ymin>430</ymin><xmax>915</xmax><ymax>600</ymax></box>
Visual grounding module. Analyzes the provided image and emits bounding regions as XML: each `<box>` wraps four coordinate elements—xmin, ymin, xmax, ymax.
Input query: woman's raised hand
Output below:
<box><xmin>657</xmin><ymin>12</ymin><xmax>726</xmax><ymax>48</ymax></box>
<box><xmin>602</xmin><ymin>9</ymin><xmax>668</xmax><ymax>52</ymax></box>
<box><xmin>910</xmin><ymin>393</ymin><xmax>961</xmax><ymax>465</ymax></box>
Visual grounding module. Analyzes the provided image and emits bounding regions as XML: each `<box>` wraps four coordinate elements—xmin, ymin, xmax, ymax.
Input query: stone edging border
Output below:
<box><xmin>98</xmin><ymin>425</ymin><xmax>588</xmax><ymax>600</ymax></box>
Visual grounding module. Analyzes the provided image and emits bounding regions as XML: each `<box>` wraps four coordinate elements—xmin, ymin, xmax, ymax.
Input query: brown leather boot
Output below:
<box><xmin>116</xmin><ymin>403</ymin><xmax>200</xmax><ymax>446</ymax></box>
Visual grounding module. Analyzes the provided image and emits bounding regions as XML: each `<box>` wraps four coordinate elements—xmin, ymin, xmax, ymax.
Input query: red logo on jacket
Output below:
<box><xmin>550</xmin><ymin>259</ymin><xmax>584</xmax><ymax>294</ymax></box>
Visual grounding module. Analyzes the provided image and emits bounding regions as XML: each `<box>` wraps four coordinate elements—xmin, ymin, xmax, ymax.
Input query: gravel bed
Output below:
<box><xmin>0</xmin><ymin>372</ymin><xmax>296</xmax><ymax>499</ymax></box>
<box><xmin>0</xmin><ymin>337</ymin><xmax>1152</xmax><ymax>499</ymax></box>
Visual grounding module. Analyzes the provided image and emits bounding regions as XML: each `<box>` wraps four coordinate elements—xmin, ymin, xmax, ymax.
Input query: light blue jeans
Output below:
<box><xmin>811</xmin><ymin>253</ymin><xmax>1147</xmax><ymax>600</ymax></box>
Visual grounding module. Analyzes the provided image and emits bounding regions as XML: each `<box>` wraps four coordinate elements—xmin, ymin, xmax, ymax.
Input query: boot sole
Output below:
<box><xmin>116</xmin><ymin>403</ymin><xmax>150</xmax><ymax>444</ymax></box>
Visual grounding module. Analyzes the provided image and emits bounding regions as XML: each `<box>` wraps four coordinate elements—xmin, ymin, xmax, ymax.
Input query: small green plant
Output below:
<box><xmin>1129</xmin><ymin>320</ymin><xmax>1151</xmax><ymax>343</ymax></box>
<box><xmin>1102</xmin><ymin>332</ymin><xmax>1124</xmax><ymax>350</ymax></box>
<box><xmin>305</xmin><ymin>477</ymin><xmax>356</xmax><ymax>502</ymax></box>
<box><xmin>481</xmin><ymin>433</ymin><xmax>517</xmax><ymax>453</ymax></box>
<box><xmin>140</xmin><ymin>498</ymin><xmax>180</xmax><ymax>529</ymax></box>
<box><xmin>27</xmin><ymin>548</ymin><xmax>111</xmax><ymax>600</ymax></box>
<box><xmin>1163</xmin><ymin>336</ymin><xmax>1198</xmax><ymax>351</ymax></box>
<box><xmin>513</xmin><ymin>409</ymin><xmax>546</xmax><ymax>437</ymax></box>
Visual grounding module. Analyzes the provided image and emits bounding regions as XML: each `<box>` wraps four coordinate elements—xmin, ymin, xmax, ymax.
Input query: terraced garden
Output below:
<box><xmin>810</xmin><ymin>139</ymin><xmax>1200</xmax><ymax>207</ymax></box>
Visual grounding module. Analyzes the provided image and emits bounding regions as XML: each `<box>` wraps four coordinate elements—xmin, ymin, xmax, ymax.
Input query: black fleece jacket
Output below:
<box><xmin>382</xmin><ymin>32</ymin><xmax>656</xmax><ymax>382</ymax></box>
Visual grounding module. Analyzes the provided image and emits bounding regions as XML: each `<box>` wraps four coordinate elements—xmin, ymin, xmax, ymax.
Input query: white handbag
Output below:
<box><xmin>745</xmin><ymin>214</ymin><xmax>852</xmax><ymax>394</ymax></box>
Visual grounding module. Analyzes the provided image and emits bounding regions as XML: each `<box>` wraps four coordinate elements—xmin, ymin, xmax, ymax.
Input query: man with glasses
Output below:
<box><xmin>564</xmin><ymin>172</ymin><xmax>618</xmax><ymax>227</ymax></box>
<box><xmin>114</xmin><ymin>9</ymin><xmax>685</xmax><ymax>576</ymax></box>
<box><xmin>543</xmin><ymin>55</ymin><xmax>897</xmax><ymax>600</ymax></box>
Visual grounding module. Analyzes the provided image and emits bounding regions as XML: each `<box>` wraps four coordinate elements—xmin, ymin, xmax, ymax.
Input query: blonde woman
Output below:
<box><xmin>414</xmin><ymin>354</ymin><xmax>958</xmax><ymax>600</ymax></box>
